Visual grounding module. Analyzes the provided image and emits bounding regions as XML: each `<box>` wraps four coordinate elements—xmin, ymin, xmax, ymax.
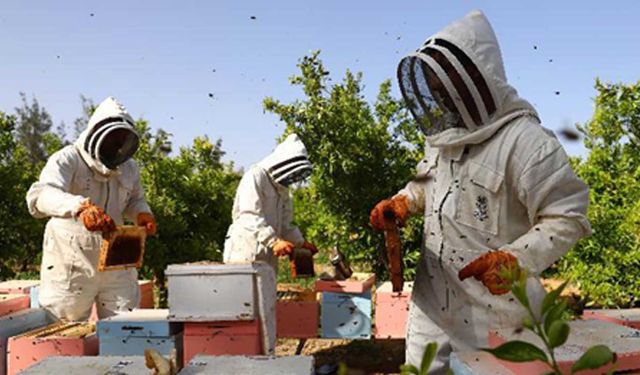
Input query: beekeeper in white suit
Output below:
<box><xmin>370</xmin><ymin>10</ymin><xmax>591</xmax><ymax>372</ymax></box>
<box><xmin>224</xmin><ymin>133</ymin><xmax>317</xmax><ymax>355</ymax></box>
<box><xmin>224</xmin><ymin>133</ymin><xmax>318</xmax><ymax>270</ymax></box>
<box><xmin>27</xmin><ymin>97</ymin><xmax>156</xmax><ymax>321</ymax></box>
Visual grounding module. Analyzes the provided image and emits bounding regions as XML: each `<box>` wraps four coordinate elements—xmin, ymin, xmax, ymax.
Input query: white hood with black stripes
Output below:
<box><xmin>258</xmin><ymin>134</ymin><xmax>313</xmax><ymax>187</ymax></box>
<box><xmin>74</xmin><ymin>97</ymin><xmax>140</xmax><ymax>177</ymax></box>
<box><xmin>399</xmin><ymin>10</ymin><xmax>538</xmax><ymax>148</ymax></box>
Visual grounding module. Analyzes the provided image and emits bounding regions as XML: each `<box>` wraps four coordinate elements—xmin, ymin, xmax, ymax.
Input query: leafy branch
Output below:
<box><xmin>483</xmin><ymin>266</ymin><xmax>617</xmax><ymax>374</ymax></box>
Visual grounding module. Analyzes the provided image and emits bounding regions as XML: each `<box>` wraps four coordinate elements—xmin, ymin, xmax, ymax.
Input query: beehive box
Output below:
<box><xmin>583</xmin><ymin>308</ymin><xmax>640</xmax><ymax>329</ymax></box>
<box><xmin>449</xmin><ymin>351</ymin><xmax>516</xmax><ymax>375</ymax></box>
<box><xmin>321</xmin><ymin>291</ymin><xmax>372</xmax><ymax>339</ymax></box>
<box><xmin>0</xmin><ymin>280</ymin><xmax>39</xmax><ymax>295</ymax></box>
<box><xmin>18</xmin><ymin>356</ymin><xmax>150</xmax><ymax>375</ymax></box>
<box><xmin>166</xmin><ymin>263</ymin><xmax>266</xmax><ymax>321</ymax></box>
<box><xmin>7</xmin><ymin>321</ymin><xmax>98</xmax><ymax>375</ymax></box>
<box><xmin>315</xmin><ymin>272</ymin><xmax>375</xmax><ymax>294</ymax></box>
<box><xmin>138</xmin><ymin>280</ymin><xmax>154</xmax><ymax>308</ymax></box>
<box><xmin>374</xmin><ymin>281</ymin><xmax>412</xmax><ymax>339</ymax></box>
<box><xmin>0</xmin><ymin>295</ymin><xmax>30</xmax><ymax>318</ymax></box>
<box><xmin>180</xmin><ymin>355</ymin><xmax>315</xmax><ymax>375</ymax></box>
<box><xmin>489</xmin><ymin>320</ymin><xmax>640</xmax><ymax>374</ymax></box>
<box><xmin>276</xmin><ymin>286</ymin><xmax>318</xmax><ymax>338</ymax></box>
<box><xmin>0</xmin><ymin>309</ymin><xmax>57</xmax><ymax>375</ymax></box>
<box><xmin>98</xmin><ymin>225</ymin><xmax>146</xmax><ymax>271</ymax></box>
<box><xmin>182</xmin><ymin>320</ymin><xmax>262</xmax><ymax>366</ymax></box>
<box><xmin>98</xmin><ymin>309</ymin><xmax>182</xmax><ymax>363</ymax></box>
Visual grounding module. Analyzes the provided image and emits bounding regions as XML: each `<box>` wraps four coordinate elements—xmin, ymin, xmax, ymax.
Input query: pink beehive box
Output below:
<box><xmin>276</xmin><ymin>287</ymin><xmax>318</xmax><ymax>338</ymax></box>
<box><xmin>138</xmin><ymin>280</ymin><xmax>154</xmax><ymax>309</ymax></box>
<box><xmin>0</xmin><ymin>295</ymin><xmax>30</xmax><ymax>318</ymax></box>
<box><xmin>374</xmin><ymin>281</ymin><xmax>412</xmax><ymax>339</ymax></box>
<box><xmin>582</xmin><ymin>308</ymin><xmax>640</xmax><ymax>329</ymax></box>
<box><xmin>489</xmin><ymin>320</ymin><xmax>640</xmax><ymax>374</ymax></box>
<box><xmin>0</xmin><ymin>280</ymin><xmax>39</xmax><ymax>295</ymax></box>
<box><xmin>315</xmin><ymin>272</ymin><xmax>375</xmax><ymax>294</ymax></box>
<box><xmin>182</xmin><ymin>320</ymin><xmax>262</xmax><ymax>366</ymax></box>
<box><xmin>7</xmin><ymin>321</ymin><xmax>98</xmax><ymax>375</ymax></box>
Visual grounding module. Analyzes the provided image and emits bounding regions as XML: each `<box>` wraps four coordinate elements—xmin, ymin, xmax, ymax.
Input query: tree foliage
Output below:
<box><xmin>264</xmin><ymin>51</ymin><xmax>425</xmax><ymax>278</ymax></box>
<box><xmin>556</xmin><ymin>79</ymin><xmax>640</xmax><ymax>307</ymax></box>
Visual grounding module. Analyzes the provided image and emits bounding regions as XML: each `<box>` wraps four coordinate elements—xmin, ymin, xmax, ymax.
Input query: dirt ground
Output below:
<box><xmin>276</xmin><ymin>338</ymin><xmax>405</xmax><ymax>375</ymax></box>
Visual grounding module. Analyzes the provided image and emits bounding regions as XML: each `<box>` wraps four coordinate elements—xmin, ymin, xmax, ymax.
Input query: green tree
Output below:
<box><xmin>556</xmin><ymin>79</ymin><xmax>640</xmax><ymax>307</ymax></box>
<box><xmin>0</xmin><ymin>112</ymin><xmax>47</xmax><ymax>278</ymax></box>
<box><xmin>14</xmin><ymin>93</ymin><xmax>54</xmax><ymax>163</ymax></box>
<box><xmin>264</xmin><ymin>51</ymin><xmax>425</xmax><ymax>278</ymax></box>
<box><xmin>134</xmin><ymin>121</ymin><xmax>241</xmax><ymax>304</ymax></box>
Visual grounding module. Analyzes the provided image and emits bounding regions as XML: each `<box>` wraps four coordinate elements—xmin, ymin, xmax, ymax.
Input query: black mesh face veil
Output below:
<box><xmin>277</xmin><ymin>167</ymin><xmax>312</xmax><ymax>187</ymax></box>
<box><xmin>398</xmin><ymin>38</ymin><xmax>497</xmax><ymax>135</ymax></box>
<box><xmin>85</xmin><ymin>117</ymin><xmax>139</xmax><ymax>170</ymax></box>
<box><xmin>97</xmin><ymin>128</ymin><xmax>140</xmax><ymax>170</ymax></box>
<box><xmin>398</xmin><ymin>55</ymin><xmax>464</xmax><ymax>136</ymax></box>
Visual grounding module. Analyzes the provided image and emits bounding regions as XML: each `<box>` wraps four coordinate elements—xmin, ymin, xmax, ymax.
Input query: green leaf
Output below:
<box><xmin>571</xmin><ymin>345</ymin><xmax>616</xmax><ymax>373</ymax></box>
<box><xmin>544</xmin><ymin>299</ymin><xmax>568</xmax><ymax>333</ymax></box>
<box><xmin>547</xmin><ymin>321</ymin><xmax>570</xmax><ymax>348</ymax></box>
<box><xmin>542</xmin><ymin>280</ymin><xmax>569</xmax><ymax>317</ymax></box>
<box><xmin>419</xmin><ymin>342</ymin><xmax>438</xmax><ymax>375</ymax></box>
<box><xmin>522</xmin><ymin>316</ymin><xmax>535</xmax><ymax>331</ymax></box>
<box><xmin>482</xmin><ymin>341</ymin><xmax>548</xmax><ymax>363</ymax></box>
<box><xmin>399</xmin><ymin>364</ymin><xmax>420</xmax><ymax>375</ymax></box>
<box><xmin>512</xmin><ymin>283</ymin><xmax>530</xmax><ymax>309</ymax></box>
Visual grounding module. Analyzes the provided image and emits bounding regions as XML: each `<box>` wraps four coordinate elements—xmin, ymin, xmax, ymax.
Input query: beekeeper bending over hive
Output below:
<box><xmin>224</xmin><ymin>133</ymin><xmax>318</xmax><ymax>271</ymax></box>
<box><xmin>369</xmin><ymin>10</ymin><xmax>591</xmax><ymax>373</ymax></box>
<box><xmin>27</xmin><ymin>97</ymin><xmax>156</xmax><ymax>321</ymax></box>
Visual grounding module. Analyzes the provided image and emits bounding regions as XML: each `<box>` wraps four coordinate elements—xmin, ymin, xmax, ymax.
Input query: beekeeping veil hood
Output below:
<box><xmin>398</xmin><ymin>10</ymin><xmax>538</xmax><ymax>148</ymax></box>
<box><xmin>258</xmin><ymin>134</ymin><xmax>313</xmax><ymax>187</ymax></box>
<box><xmin>75</xmin><ymin>97</ymin><xmax>140</xmax><ymax>176</ymax></box>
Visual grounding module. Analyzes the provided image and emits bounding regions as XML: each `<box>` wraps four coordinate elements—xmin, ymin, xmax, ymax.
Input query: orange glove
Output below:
<box><xmin>272</xmin><ymin>239</ymin><xmax>295</xmax><ymax>257</ymax></box>
<box><xmin>458</xmin><ymin>250</ymin><xmax>519</xmax><ymax>295</ymax></box>
<box><xmin>370</xmin><ymin>195</ymin><xmax>410</xmax><ymax>231</ymax></box>
<box><xmin>77</xmin><ymin>201</ymin><xmax>116</xmax><ymax>234</ymax></box>
<box><xmin>301</xmin><ymin>241</ymin><xmax>318</xmax><ymax>255</ymax></box>
<box><xmin>137</xmin><ymin>212</ymin><xmax>157</xmax><ymax>236</ymax></box>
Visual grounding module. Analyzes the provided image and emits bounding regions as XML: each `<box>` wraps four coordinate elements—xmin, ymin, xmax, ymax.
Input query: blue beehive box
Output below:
<box><xmin>97</xmin><ymin>309</ymin><xmax>182</xmax><ymax>362</ymax></box>
<box><xmin>320</xmin><ymin>291</ymin><xmax>372</xmax><ymax>339</ymax></box>
<box><xmin>0</xmin><ymin>308</ymin><xmax>57</xmax><ymax>375</ymax></box>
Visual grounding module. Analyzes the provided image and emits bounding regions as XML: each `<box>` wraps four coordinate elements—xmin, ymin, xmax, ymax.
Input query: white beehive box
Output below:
<box><xmin>179</xmin><ymin>355</ymin><xmax>315</xmax><ymax>375</ymax></box>
<box><xmin>19</xmin><ymin>356</ymin><xmax>150</xmax><ymax>375</ymax></box>
<box><xmin>166</xmin><ymin>263</ymin><xmax>260</xmax><ymax>321</ymax></box>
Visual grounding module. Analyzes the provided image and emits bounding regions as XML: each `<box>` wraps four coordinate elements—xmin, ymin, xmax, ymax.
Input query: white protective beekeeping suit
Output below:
<box><xmin>223</xmin><ymin>133</ymin><xmax>312</xmax><ymax>355</ymax></box>
<box><xmin>223</xmin><ymin>133</ymin><xmax>312</xmax><ymax>271</ymax></box>
<box><xmin>26</xmin><ymin>97</ymin><xmax>151</xmax><ymax>321</ymax></box>
<box><xmin>396</xmin><ymin>11</ymin><xmax>591</xmax><ymax>372</ymax></box>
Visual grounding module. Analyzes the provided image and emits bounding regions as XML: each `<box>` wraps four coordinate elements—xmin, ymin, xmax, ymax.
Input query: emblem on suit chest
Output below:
<box><xmin>473</xmin><ymin>195</ymin><xmax>489</xmax><ymax>221</ymax></box>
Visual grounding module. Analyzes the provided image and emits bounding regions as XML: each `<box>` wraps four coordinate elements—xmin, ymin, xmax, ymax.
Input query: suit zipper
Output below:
<box><xmin>437</xmin><ymin>160</ymin><xmax>455</xmax><ymax>265</ymax></box>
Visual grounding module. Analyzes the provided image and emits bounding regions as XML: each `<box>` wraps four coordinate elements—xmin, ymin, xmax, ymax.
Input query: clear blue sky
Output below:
<box><xmin>1</xmin><ymin>1</ymin><xmax>639</xmax><ymax>168</ymax></box>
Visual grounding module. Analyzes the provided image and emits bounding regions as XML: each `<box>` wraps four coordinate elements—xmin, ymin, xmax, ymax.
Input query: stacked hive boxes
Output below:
<box><xmin>6</xmin><ymin>321</ymin><xmax>98</xmax><ymax>375</ymax></box>
<box><xmin>97</xmin><ymin>309</ymin><xmax>182</xmax><ymax>364</ymax></box>
<box><xmin>276</xmin><ymin>286</ymin><xmax>318</xmax><ymax>338</ymax></box>
<box><xmin>316</xmin><ymin>273</ymin><xmax>375</xmax><ymax>339</ymax></box>
<box><xmin>489</xmin><ymin>320</ymin><xmax>640</xmax><ymax>374</ymax></box>
<box><xmin>165</xmin><ymin>263</ymin><xmax>274</xmax><ymax>365</ymax></box>
<box><xmin>374</xmin><ymin>281</ymin><xmax>413</xmax><ymax>339</ymax></box>
<box><xmin>0</xmin><ymin>280</ymin><xmax>39</xmax><ymax>309</ymax></box>
<box><xmin>0</xmin><ymin>309</ymin><xmax>57</xmax><ymax>375</ymax></box>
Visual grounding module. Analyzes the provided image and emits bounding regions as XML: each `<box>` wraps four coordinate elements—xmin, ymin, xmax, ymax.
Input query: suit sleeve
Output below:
<box><xmin>234</xmin><ymin>169</ymin><xmax>279</xmax><ymax>248</ymax></box>
<box><xmin>123</xmin><ymin>161</ymin><xmax>152</xmax><ymax>221</ymax></box>
<box><xmin>502</xmin><ymin>139</ymin><xmax>591</xmax><ymax>274</ymax></box>
<box><xmin>26</xmin><ymin>147</ymin><xmax>88</xmax><ymax>219</ymax></box>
